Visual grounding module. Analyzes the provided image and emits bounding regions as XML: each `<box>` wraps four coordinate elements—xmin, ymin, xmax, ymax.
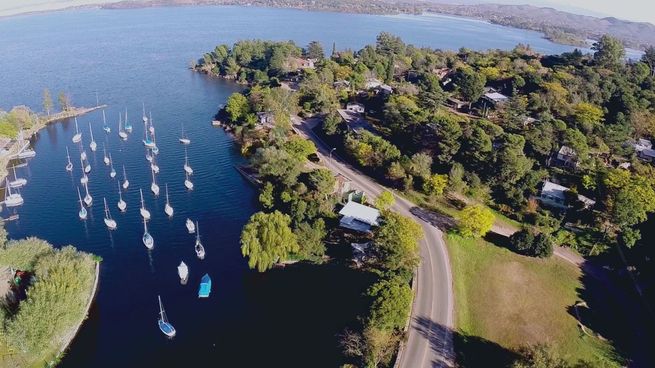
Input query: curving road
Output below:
<box><xmin>293</xmin><ymin>117</ymin><xmax>454</xmax><ymax>368</ymax></box>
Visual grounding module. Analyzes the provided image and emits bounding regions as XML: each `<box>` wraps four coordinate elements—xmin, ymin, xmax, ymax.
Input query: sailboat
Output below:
<box><xmin>65</xmin><ymin>146</ymin><xmax>73</xmax><ymax>172</ymax></box>
<box><xmin>184</xmin><ymin>172</ymin><xmax>193</xmax><ymax>190</ymax></box>
<box><xmin>81</xmin><ymin>149</ymin><xmax>87</xmax><ymax>161</ymax></box>
<box><xmin>177</xmin><ymin>262</ymin><xmax>188</xmax><ymax>285</ymax></box>
<box><xmin>89</xmin><ymin>123</ymin><xmax>97</xmax><ymax>151</ymax></box>
<box><xmin>143</xmin><ymin>218</ymin><xmax>154</xmax><ymax>249</ymax></box>
<box><xmin>142</xmin><ymin>113</ymin><xmax>156</xmax><ymax>148</ymax></box>
<box><xmin>80</xmin><ymin>172</ymin><xmax>89</xmax><ymax>185</ymax></box>
<box><xmin>150</xmin><ymin>168</ymin><xmax>159</xmax><ymax>196</ymax></box>
<box><xmin>145</xmin><ymin>152</ymin><xmax>153</xmax><ymax>162</ymax></box>
<box><xmin>4</xmin><ymin>179</ymin><xmax>24</xmax><ymax>207</ymax></box>
<box><xmin>150</xmin><ymin>156</ymin><xmax>160</xmax><ymax>174</ymax></box>
<box><xmin>124</xmin><ymin>108</ymin><xmax>132</xmax><ymax>132</ymax></box>
<box><xmin>103</xmin><ymin>198</ymin><xmax>117</xmax><ymax>230</ymax></box>
<box><xmin>157</xmin><ymin>295</ymin><xmax>176</xmax><ymax>337</ymax></box>
<box><xmin>139</xmin><ymin>188</ymin><xmax>151</xmax><ymax>220</ymax></box>
<box><xmin>109</xmin><ymin>153</ymin><xmax>116</xmax><ymax>178</ymax></box>
<box><xmin>72</xmin><ymin>117</ymin><xmax>82</xmax><ymax>143</ymax></box>
<box><xmin>186</xmin><ymin>218</ymin><xmax>195</xmax><ymax>233</ymax></box>
<box><xmin>83</xmin><ymin>181</ymin><xmax>93</xmax><ymax>207</ymax></box>
<box><xmin>179</xmin><ymin>124</ymin><xmax>191</xmax><ymax>145</ymax></box>
<box><xmin>198</xmin><ymin>273</ymin><xmax>211</xmax><ymax>298</ymax></box>
<box><xmin>77</xmin><ymin>186</ymin><xmax>87</xmax><ymax>220</ymax></box>
<box><xmin>9</xmin><ymin>166</ymin><xmax>27</xmax><ymax>188</ymax></box>
<box><xmin>83</xmin><ymin>156</ymin><xmax>91</xmax><ymax>174</ymax></box>
<box><xmin>122</xmin><ymin>165</ymin><xmax>129</xmax><ymax>189</ymax></box>
<box><xmin>184</xmin><ymin>149</ymin><xmax>193</xmax><ymax>175</ymax></box>
<box><xmin>103</xmin><ymin>144</ymin><xmax>110</xmax><ymax>166</ymax></box>
<box><xmin>149</xmin><ymin>111</ymin><xmax>155</xmax><ymax>135</ymax></box>
<box><xmin>117</xmin><ymin>182</ymin><xmax>126</xmax><ymax>212</ymax></box>
<box><xmin>142</xmin><ymin>102</ymin><xmax>148</xmax><ymax>123</ymax></box>
<box><xmin>195</xmin><ymin>221</ymin><xmax>205</xmax><ymax>260</ymax></box>
<box><xmin>164</xmin><ymin>184</ymin><xmax>173</xmax><ymax>217</ymax></box>
<box><xmin>118</xmin><ymin>113</ymin><xmax>128</xmax><ymax>140</ymax></box>
<box><xmin>102</xmin><ymin>110</ymin><xmax>111</xmax><ymax>133</ymax></box>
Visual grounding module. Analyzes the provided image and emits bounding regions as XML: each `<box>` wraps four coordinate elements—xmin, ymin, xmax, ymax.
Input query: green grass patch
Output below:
<box><xmin>446</xmin><ymin>233</ymin><xmax>622</xmax><ymax>367</ymax></box>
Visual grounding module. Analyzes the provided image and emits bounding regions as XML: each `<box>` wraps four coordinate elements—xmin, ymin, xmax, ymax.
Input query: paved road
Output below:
<box><xmin>293</xmin><ymin>117</ymin><xmax>454</xmax><ymax>368</ymax></box>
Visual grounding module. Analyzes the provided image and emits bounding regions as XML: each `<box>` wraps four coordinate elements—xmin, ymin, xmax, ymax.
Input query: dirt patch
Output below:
<box><xmin>0</xmin><ymin>266</ymin><xmax>13</xmax><ymax>302</ymax></box>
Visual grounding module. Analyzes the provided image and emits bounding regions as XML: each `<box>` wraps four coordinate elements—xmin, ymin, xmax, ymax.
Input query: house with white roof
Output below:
<box><xmin>633</xmin><ymin>138</ymin><xmax>655</xmax><ymax>162</ymax></box>
<box><xmin>339</xmin><ymin>201</ymin><xmax>380</xmax><ymax>232</ymax></box>
<box><xmin>482</xmin><ymin>88</ymin><xmax>509</xmax><ymax>107</ymax></box>
<box><xmin>538</xmin><ymin>180</ymin><xmax>595</xmax><ymax>210</ymax></box>
<box><xmin>346</xmin><ymin>102</ymin><xmax>365</xmax><ymax>114</ymax></box>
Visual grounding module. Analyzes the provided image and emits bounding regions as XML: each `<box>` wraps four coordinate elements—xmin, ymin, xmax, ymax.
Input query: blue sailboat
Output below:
<box><xmin>124</xmin><ymin>108</ymin><xmax>132</xmax><ymax>132</ymax></box>
<box><xmin>198</xmin><ymin>274</ymin><xmax>211</xmax><ymax>298</ymax></box>
<box><xmin>102</xmin><ymin>110</ymin><xmax>111</xmax><ymax>133</ymax></box>
<box><xmin>157</xmin><ymin>295</ymin><xmax>176</xmax><ymax>338</ymax></box>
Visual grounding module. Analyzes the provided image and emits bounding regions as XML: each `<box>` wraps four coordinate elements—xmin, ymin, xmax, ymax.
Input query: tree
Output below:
<box><xmin>493</xmin><ymin>134</ymin><xmax>532</xmax><ymax>190</ymax></box>
<box><xmin>592</xmin><ymin>35</ymin><xmax>625</xmax><ymax>69</ymax></box>
<box><xmin>641</xmin><ymin>45</ymin><xmax>655</xmax><ymax>77</ymax></box>
<box><xmin>323</xmin><ymin>110</ymin><xmax>342</xmax><ymax>135</ymax></box>
<box><xmin>305</xmin><ymin>41</ymin><xmax>324</xmax><ymax>60</ymax></box>
<box><xmin>374</xmin><ymin>212</ymin><xmax>422</xmax><ymax>277</ymax></box>
<box><xmin>43</xmin><ymin>89</ymin><xmax>53</xmax><ymax>116</ymax></box>
<box><xmin>282</xmin><ymin>136</ymin><xmax>316</xmax><ymax>161</ymax></box>
<box><xmin>374</xmin><ymin>190</ymin><xmax>395</xmax><ymax>211</ymax></box>
<box><xmin>57</xmin><ymin>91</ymin><xmax>70</xmax><ymax>112</ymax></box>
<box><xmin>294</xmin><ymin>219</ymin><xmax>327</xmax><ymax>262</ymax></box>
<box><xmin>422</xmin><ymin>174</ymin><xmax>448</xmax><ymax>196</ymax></box>
<box><xmin>252</xmin><ymin>146</ymin><xmax>303</xmax><ymax>187</ymax></box>
<box><xmin>458</xmin><ymin>205</ymin><xmax>494</xmax><ymax>238</ymax></box>
<box><xmin>240</xmin><ymin>211</ymin><xmax>299</xmax><ymax>272</ymax></box>
<box><xmin>573</xmin><ymin>102</ymin><xmax>604</xmax><ymax>133</ymax></box>
<box><xmin>259</xmin><ymin>182</ymin><xmax>274</xmax><ymax>209</ymax></box>
<box><xmin>434</xmin><ymin>116</ymin><xmax>462</xmax><ymax>165</ymax></box>
<box><xmin>510</xmin><ymin>228</ymin><xmax>554</xmax><ymax>258</ymax></box>
<box><xmin>307</xmin><ymin>168</ymin><xmax>336</xmax><ymax>196</ymax></box>
<box><xmin>408</xmin><ymin>152</ymin><xmax>432</xmax><ymax>179</ymax></box>
<box><xmin>512</xmin><ymin>344</ymin><xmax>571</xmax><ymax>368</ymax></box>
<box><xmin>455</xmin><ymin>68</ymin><xmax>486</xmax><ymax>107</ymax></box>
<box><xmin>225</xmin><ymin>92</ymin><xmax>250</xmax><ymax>123</ymax></box>
<box><xmin>367</xmin><ymin>277</ymin><xmax>412</xmax><ymax>330</ymax></box>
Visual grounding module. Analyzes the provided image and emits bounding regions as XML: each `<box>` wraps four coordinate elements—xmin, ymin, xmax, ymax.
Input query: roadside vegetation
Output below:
<box><xmin>0</xmin><ymin>227</ymin><xmax>98</xmax><ymax>367</ymax></box>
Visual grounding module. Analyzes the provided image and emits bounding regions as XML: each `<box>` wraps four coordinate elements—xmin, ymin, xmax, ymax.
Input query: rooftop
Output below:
<box><xmin>339</xmin><ymin>201</ymin><xmax>380</xmax><ymax>232</ymax></box>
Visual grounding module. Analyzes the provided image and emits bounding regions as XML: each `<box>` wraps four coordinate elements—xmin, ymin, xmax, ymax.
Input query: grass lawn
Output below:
<box><xmin>446</xmin><ymin>233</ymin><xmax>622</xmax><ymax>367</ymax></box>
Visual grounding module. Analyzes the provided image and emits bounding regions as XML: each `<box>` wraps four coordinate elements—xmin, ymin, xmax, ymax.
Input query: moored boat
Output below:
<box><xmin>139</xmin><ymin>188</ymin><xmax>150</xmax><ymax>220</ymax></box>
<box><xmin>177</xmin><ymin>261</ymin><xmax>188</xmax><ymax>284</ymax></box>
<box><xmin>4</xmin><ymin>179</ymin><xmax>24</xmax><ymax>207</ymax></box>
<box><xmin>198</xmin><ymin>273</ymin><xmax>211</xmax><ymax>298</ymax></box>
<box><xmin>157</xmin><ymin>295</ymin><xmax>176</xmax><ymax>337</ymax></box>
<box><xmin>164</xmin><ymin>184</ymin><xmax>173</xmax><ymax>217</ymax></box>
<box><xmin>122</xmin><ymin>165</ymin><xmax>130</xmax><ymax>189</ymax></box>
<box><xmin>117</xmin><ymin>182</ymin><xmax>126</xmax><ymax>212</ymax></box>
<box><xmin>65</xmin><ymin>146</ymin><xmax>73</xmax><ymax>172</ymax></box>
<box><xmin>103</xmin><ymin>197</ymin><xmax>117</xmax><ymax>230</ymax></box>
<box><xmin>89</xmin><ymin>122</ymin><xmax>97</xmax><ymax>151</ymax></box>
<box><xmin>195</xmin><ymin>221</ymin><xmax>205</xmax><ymax>260</ymax></box>
<box><xmin>186</xmin><ymin>218</ymin><xmax>195</xmax><ymax>233</ymax></box>
<box><xmin>72</xmin><ymin>117</ymin><xmax>82</xmax><ymax>143</ymax></box>
<box><xmin>143</xmin><ymin>218</ymin><xmax>154</xmax><ymax>249</ymax></box>
<box><xmin>77</xmin><ymin>186</ymin><xmax>87</xmax><ymax>220</ymax></box>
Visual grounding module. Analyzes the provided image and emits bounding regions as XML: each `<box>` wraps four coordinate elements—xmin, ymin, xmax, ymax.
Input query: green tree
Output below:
<box><xmin>422</xmin><ymin>173</ymin><xmax>448</xmax><ymax>196</ymax></box>
<box><xmin>225</xmin><ymin>93</ymin><xmax>250</xmax><ymax>123</ymax></box>
<box><xmin>434</xmin><ymin>116</ymin><xmax>462</xmax><ymax>165</ymax></box>
<box><xmin>592</xmin><ymin>34</ymin><xmax>625</xmax><ymax>69</ymax></box>
<box><xmin>57</xmin><ymin>91</ymin><xmax>70</xmax><ymax>112</ymax></box>
<box><xmin>367</xmin><ymin>277</ymin><xmax>412</xmax><ymax>330</ymax></box>
<box><xmin>323</xmin><ymin>110</ymin><xmax>342</xmax><ymax>135</ymax></box>
<box><xmin>240</xmin><ymin>211</ymin><xmax>299</xmax><ymax>272</ymax></box>
<box><xmin>259</xmin><ymin>182</ymin><xmax>275</xmax><ymax>209</ymax></box>
<box><xmin>641</xmin><ymin>45</ymin><xmax>655</xmax><ymax>77</ymax></box>
<box><xmin>510</xmin><ymin>228</ymin><xmax>554</xmax><ymax>258</ymax></box>
<box><xmin>294</xmin><ymin>219</ymin><xmax>327</xmax><ymax>262</ymax></box>
<box><xmin>43</xmin><ymin>89</ymin><xmax>53</xmax><ymax>116</ymax></box>
<box><xmin>573</xmin><ymin>102</ymin><xmax>604</xmax><ymax>133</ymax></box>
<box><xmin>375</xmin><ymin>212</ymin><xmax>422</xmax><ymax>278</ymax></box>
<box><xmin>282</xmin><ymin>136</ymin><xmax>316</xmax><ymax>161</ymax></box>
<box><xmin>307</xmin><ymin>168</ymin><xmax>336</xmax><ymax>195</ymax></box>
<box><xmin>252</xmin><ymin>147</ymin><xmax>303</xmax><ymax>187</ymax></box>
<box><xmin>455</xmin><ymin>68</ymin><xmax>486</xmax><ymax>107</ymax></box>
<box><xmin>305</xmin><ymin>40</ymin><xmax>325</xmax><ymax>60</ymax></box>
<box><xmin>512</xmin><ymin>344</ymin><xmax>571</xmax><ymax>368</ymax></box>
<box><xmin>458</xmin><ymin>205</ymin><xmax>495</xmax><ymax>238</ymax></box>
<box><xmin>374</xmin><ymin>190</ymin><xmax>395</xmax><ymax>211</ymax></box>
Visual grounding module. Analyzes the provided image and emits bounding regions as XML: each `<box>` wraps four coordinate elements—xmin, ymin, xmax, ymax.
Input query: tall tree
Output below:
<box><xmin>458</xmin><ymin>205</ymin><xmax>495</xmax><ymax>238</ymax></box>
<box><xmin>374</xmin><ymin>212</ymin><xmax>422</xmax><ymax>278</ymax></box>
<box><xmin>305</xmin><ymin>41</ymin><xmax>325</xmax><ymax>60</ymax></box>
<box><xmin>57</xmin><ymin>91</ymin><xmax>70</xmax><ymax>112</ymax></box>
<box><xmin>592</xmin><ymin>34</ymin><xmax>625</xmax><ymax>69</ymax></box>
<box><xmin>43</xmin><ymin>89</ymin><xmax>53</xmax><ymax>116</ymax></box>
<box><xmin>455</xmin><ymin>68</ymin><xmax>486</xmax><ymax>107</ymax></box>
<box><xmin>240</xmin><ymin>211</ymin><xmax>299</xmax><ymax>272</ymax></box>
<box><xmin>641</xmin><ymin>45</ymin><xmax>655</xmax><ymax>77</ymax></box>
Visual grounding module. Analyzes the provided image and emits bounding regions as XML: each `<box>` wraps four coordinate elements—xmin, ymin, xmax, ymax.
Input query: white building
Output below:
<box><xmin>538</xmin><ymin>181</ymin><xmax>595</xmax><ymax>209</ymax></box>
<box><xmin>339</xmin><ymin>201</ymin><xmax>380</xmax><ymax>232</ymax></box>
<box><xmin>346</xmin><ymin>102</ymin><xmax>365</xmax><ymax>114</ymax></box>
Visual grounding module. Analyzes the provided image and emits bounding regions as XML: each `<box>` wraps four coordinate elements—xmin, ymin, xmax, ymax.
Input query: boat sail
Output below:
<box><xmin>143</xmin><ymin>218</ymin><xmax>154</xmax><ymax>249</ymax></box>
<box><xmin>186</xmin><ymin>218</ymin><xmax>195</xmax><ymax>234</ymax></box>
<box><xmin>179</xmin><ymin>124</ymin><xmax>190</xmax><ymax>145</ymax></box>
<box><xmin>89</xmin><ymin>123</ymin><xmax>97</xmax><ymax>151</ymax></box>
<box><xmin>139</xmin><ymin>188</ymin><xmax>151</xmax><ymax>220</ymax></box>
<box><xmin>72</xmin><ymin>117</ymin><xmax>82</xmax><ymax>143</ymax></box>
<box><xmin>83</xmin><ymin>181</ymin><xmax>93</xmax><ymax>207</ymax></box>
<box><xmin>102</xmin><ymin>109</ymin><xmax>111</xmax><ymax>133</ymax></box>
<box><xmin>177</xmin><ymin>262</ymin><xmax>188</xmax><ymax>284</ymax></box>
<box><xmin>9</xmin><ymin>166</ymin><xmax>27</xmax><ymax>188</ymax></box>
<box><xmin>122</xmin><ymin>165</ymin><xmax>129</xmax><ymax>189</ymax></box>
<box><xmin>118</xmin><ymin>113</ymin><xmax>128</xmax><ymax>140</ymax></box>
<box><xmin>198</xmin><ymin>273</ymin><xmax>211</xmax><ymax>298</ymax></box>
<box><xmin>117</xmin><ymin>182</ymin><xmax>126</xmax><ymax>212</ymax></box>
<box><xmin>77</xmin><ymin>186</ymin><xmax>87</xmax><ymax>220</ymax></box>
<box><xmin>103</xmin><ymin>197</ymin><xmax>117</xmax><ymax>230</ymax></box>
<box><xmin>4</xmin><ymin>179</ymin><xmax>24</xmax><ymax>207</ymax></box>
<box><xmin>103</xmin><ymin>144</ymin><xmax>110</xmax><ymax>166</ymax></box>
<box><xmin>184</xmin><ymin>172</ymin><xmax>193</xmax><ymax>190</ymax></box>
<box><xmin>109</xmin><ymin>153</ymin><xmax>116</xmax><ymax>178</ymax></box>
<box><xmin>124</xmin><ymin>108</ymin><xmax>132</xmax><ymax>132</ymax></box>
<box><xmin>65</xmin><ymin>146</ymin><xmax>73</xmax><ymax>172</ymax></box>
<box><xmin>150</xmin><ymin>168</ymin><xmax>159</xmax><ymax>196</ymax></box>
<box><xmin>164</xmin><ymin>184</ymin><xmax>173</xmax><ymax>217</ymax></box>
<box><xmin>195</xmin><ymin>221</ymin><xmax>205</xmax><ymax>260</ymax></box>
<box><xmin>184</xmin><ymin>149</ymin><xmax>193</xmax><ymax>175</ymax></box>
<box><xmin>157</xmin><ymin>295</ymin><xmax>176</xmax><ymax>337</ymax></box>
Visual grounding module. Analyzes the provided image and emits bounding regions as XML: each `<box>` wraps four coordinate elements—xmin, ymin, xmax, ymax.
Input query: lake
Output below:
<box><xmin>0</xmin><ymin>6</ymin><xmax>581</xmax><ymax>367</ymax></box>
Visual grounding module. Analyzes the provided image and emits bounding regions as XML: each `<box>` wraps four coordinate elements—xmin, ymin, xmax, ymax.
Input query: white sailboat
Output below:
<box><xmin>184</xmin><ymin>172</ymin><xmax>193</xmax><ymax>190</ymax></box>
<box><xmin>186</xmin><ymin>218</ymin><xmax>195</xmax><ymax>233</ymax></box>
<box><xmin>122</xmin><ymin>165</ymin><xmax>129</xmax><ymax>189</ymax></box>
<box><xmin>179</xmin><ymin>123</ymin><xmax>190</xmax><ymax>145</ymax></box>
<box><xmin>72</xmin><ymin>117</ymin><xmax>82</xmax><ymax>143</ymax></box>
<box><xmin>149</xmin><ymin>111</ymin><xmax>155</xmax><ymax>135</ymax></box>
<box><xmin>9</xmin><ymin>166</ymin><xmax>27</xmax><ymax>188</ymax></box>
<box><xmin>83</xmin><ymin>181</ymin><xmax>93</xmax><ymax>207</ymax></box>
<box><xmin>65</xmin><ymin>146</ymin><xmax>73</xmax><ymax>172</ymax></box>
<box><xmin>195</xmin><ymin>222</ymin><xmax>205</xmax><ymax>260</ymax></box>
<box><xmin>103</xmin><ymin>198</ymin><xmax>117</xmax><ymax>230</ymax></box>
<box><xmin>139</xmin><ymin>188</ymin><xmax>151</xmax><ymax>220</ymax></box>
<box><xmin>81</xmin><ymin>149</ymin><xmax>87</xmax><ymax>161</ymax></box>
<box><xmin>83</xmin><ymin>156</ymin><xmax>91</xmax><ymax>174</ymax></box>
<box><xmin>109</xmin><ymin>153</ymin><xmax>116</xmax><ymax>178</ymax></box>
<box><xmin>151</xmin><ymin>168</ymin><xmax>159</xmax><ymax>196</ymax></box>
<box><xmin>89</xmin><ymin>123</ymin><xmax>97</xmax><ymax>151</ymax></box>
<box><xmin>117</xmin><ymin>182</ymin><xmax>126</xmax><ymax>212</ymax></box>
<box><xmin>146</xmin><ymin>152</ymin><xmax>153</xmax><ymax>162</ymax></box>
<box><xmin>80</xmin><ymin>156</ymin><xmax>89</xmax><ymax>184</ymax></box>
<box><xmin>143</xmin><ymin>218</ymin><xmax>154</xmax><ymax>249</ymax></box>
<box><xmin>142</xmin><ymin>102</ymin><xmax>147</xmax><ymax>123</ymax></box>
<box><xmin>118</xmin><ymin>113</ymin><xmax>128</xmax><ymax>140</ymax></box>
<box><xmin>102</xmin><ymin>109</ymin><xmax>111</xmax><ymax>133</ymax></box>
<box><xmin>142</xmin><ymin>111</ymin><xmax>156</xmax><ymax>148</ymax></box>
<box><xmin>177</xmin><ymin>261</ymin><xmax>188</xmax><ymax>284</ymax></box>
<box><xmin>164</xmin><ymin>184</ymin><xmax>173</xmax><ymax>217</ymax></box>
<box><xmin>150</xmin><ymin>157</ymin><xmax>160</xmax><ymax>174</ymax></box>
<box><xmin>103</xmin><ymin>144</ymin><xmax>110</xmax><ymax>166</ymax></box>
<box><xmin>157</xmin><ymin>295</ymin><xmax>175</xmax><ymax>337</ymax></box>
<box><xmin>4</xmin><ymin>179</ymin><xmax>24</xmax><ymax>207</ymax></box>
<box><xmin>77</xmin><ymin>186</ymin><xmax>87</xmax><ymax>220</ymax></box>
<box><xmin>184</xmin><ymin>149</ymin><xmax>193</xmax><ymax>175</ymax></box>
<box><xmin>124</xmin><ymin>108</ymin><xmax>132</xmax><ymax>132</ymax></box>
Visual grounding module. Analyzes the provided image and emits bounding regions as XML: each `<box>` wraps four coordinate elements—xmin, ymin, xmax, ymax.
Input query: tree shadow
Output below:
<box><xmin>410</xmin><ymin>206</ymin><xmax>457</xmax><ymax>232</ymax></box>
<box><xmin>412</xmin><ymin>316</ymin><xmax>519</xmax><ymax>367</ymax></box>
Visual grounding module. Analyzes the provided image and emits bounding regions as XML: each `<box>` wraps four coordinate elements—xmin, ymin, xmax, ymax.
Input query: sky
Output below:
<box><xmin>0</xmin><ymin>0</ymin><xmax>653</xmax><ymax>25</ymax></box>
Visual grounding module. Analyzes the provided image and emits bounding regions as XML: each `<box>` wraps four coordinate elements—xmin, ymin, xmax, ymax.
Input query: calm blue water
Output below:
<box><xmin>0</xmin><ymin>6</ymin><xmax>582</xmax><ymax>367</ymax></box>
